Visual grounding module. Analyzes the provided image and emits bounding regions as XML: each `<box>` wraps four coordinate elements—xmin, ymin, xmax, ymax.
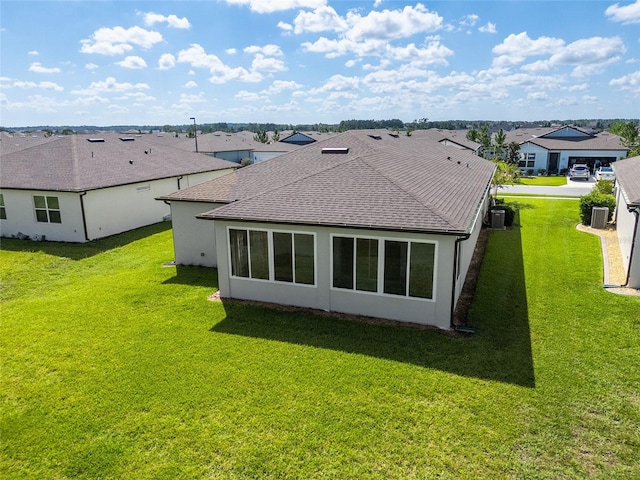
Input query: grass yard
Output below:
<box><xmin>2</xmin><ymin>201</ymin><xmax>639</xmax><ymax>479</ymax></box>
<box><xmin>518</xmin><ymin>176</ymin><xmax>568</xmax><ymax>186</ymax></box>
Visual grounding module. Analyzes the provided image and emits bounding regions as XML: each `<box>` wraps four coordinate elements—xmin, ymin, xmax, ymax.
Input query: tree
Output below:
<box><xmin>271</xmin><ymin>130</ymin><xmax>280</xmax><ymax>142</ymax></box>
<box><xmin>609</xmin><ymin>120</ymin><xmax>639</xmax><ymax>157</ymax></box>
<box><xmin>492</xmin><ymin>128</ymin><xmax>507</xmax><ymax>159</ymax></box>
<box><xmin>254</xmin><ymin>130</ymin><xmax>268</xmax><ymax>143</ymax></box>
<box><xmin>478</xmin><ymin>125</ymin><xmax>492</xmax><ymax>158</ymax></box>
<box><xmin>491</xmin><ymin>160</ymin><xmax>520</xmax><ymax>198</ymax></box>
<box><xmin>506</xmin><ymin>141</ymin><xmax>521</xmax><ymax>165</ymax></box>
<box><xmin>466</xmin><ymin>127</ymin><xmax>479</xmax><ymax>142</ymax></box>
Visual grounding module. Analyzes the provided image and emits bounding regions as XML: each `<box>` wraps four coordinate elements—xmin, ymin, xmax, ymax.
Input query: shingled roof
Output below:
<box><xmin>504</xmin><ymin>127</ymin><xmax>627</xmax><ymax>152</ymax></box>
<box><xmin>0</xmin><ymin>133</ymin><xmax>237</xmax><ymax>192</ymax></box>
<box><xmin>161</xmin><ymin>130</ymin><xmax>495</xmax><ymax>234</ymax></box>
<box><xmin>612</xmin><ymin>156</ymin><xmax>640</xmax><ymax>206</ymax></box>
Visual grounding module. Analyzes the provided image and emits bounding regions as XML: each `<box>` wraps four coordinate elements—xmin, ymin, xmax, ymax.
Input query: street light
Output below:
<box><xmin>189</xmin><ymin>117</ymin><xmax>198</xmax><ymax>153</ymax></box>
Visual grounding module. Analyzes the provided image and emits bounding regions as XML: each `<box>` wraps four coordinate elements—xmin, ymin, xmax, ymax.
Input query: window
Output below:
<box><xmin>332</xmin><ymin>235</ymin><xmax>436</xmax><ymax>300</ymax></box>
<box><xmin>34</xmin><ymin>195</ymin><xmax>61</xmax><ymax>223</ymax></box>
<box><xmin>0</xmin><ymin>194</ymin><xmax>6</xmax><ymax>220</ymax></box>
<box><xmin>518</xmin><ymin>160</ymin><xmax>526</xmax><ymax>168</ymax></box>
<box><xmin>526</xmin><ymin>153</ymin><xmax>536</xmax><ymax>160</ymax></box>
<box><xmin>229</xmin><ymin>228</ymin><xmax>315</xmax><ymax>285</ymax></box>
<box><xmin>527</xmin><ymin>160</ymin><xmax>535</xmax><ymax>168</ymax></box>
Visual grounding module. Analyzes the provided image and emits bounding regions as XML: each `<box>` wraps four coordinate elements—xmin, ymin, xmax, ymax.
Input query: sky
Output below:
<box><xmin>1</xmin><ymin>0</ymin><xmax>639</xmax><ymax>127</ymax></box>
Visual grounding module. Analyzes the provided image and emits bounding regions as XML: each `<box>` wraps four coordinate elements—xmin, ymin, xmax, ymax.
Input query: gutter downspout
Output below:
<box><xmin>451</xmin><ymin>234</ymin><xmax>471</xmax><ymax>332</ymax></box>
<box><xmin>79</xmin><ymin>191</ymin><xmax>90</xmax><ymax>241</ymax></box>
<box><xmin>177</xmin><ymin>175</ymin><xmax>184</xmax><ymax>190</ymax></box>
<box><xmin>623</xmin><ymin>206</ymin><xmax>639</xmax><ymax>287</ymax></box>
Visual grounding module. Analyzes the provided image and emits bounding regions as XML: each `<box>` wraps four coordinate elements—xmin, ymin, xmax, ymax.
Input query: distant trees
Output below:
<box><xmin>253</xmin><ymin>130</ymin><xmax>268</xmax><ymax>143</ymax></box>
<box><xmin>338</xmin><ymin>119</ymin><xmax>404</xmax><ymax>131</ymax></box>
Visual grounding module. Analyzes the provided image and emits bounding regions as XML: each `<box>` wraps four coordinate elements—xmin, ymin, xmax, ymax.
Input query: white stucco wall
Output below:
<box><xmin>0</xmin><ymin>189</ymin><xmax>86</xmax><ymax>242</ymax></box>
<box><xmin>615</xmin><ymin>188</ymin><xmax>640</xmax><ymax>288</ymax></box>
<box><xmin>215</xmin><ymin>222</ymin><xmax>460</xmax><ymax>329</ymax></box>
<box><xmin>519</xmin><ymin>143</ymin><xmax>627</xmax><ymax>173</ymax></box>
<box><xmin>169</xmin><ymin>201</ymin><xmax>224</xmax><ymax>266</ymax></box>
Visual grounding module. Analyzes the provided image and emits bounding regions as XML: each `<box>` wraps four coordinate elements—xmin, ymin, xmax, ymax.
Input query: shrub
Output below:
<box><xmin>489</xmin><ymin>202</ymin><xmax>516</xmax><ymax>227</ymax></box>
<box><xmin>240</xmin><ymin>157</ymin><xmax>254</xmax><ymax>167</ymax></box>
<box><xmin>579</xmin><ymin>191</ymin><xmax>616</xmax><ymax>225</ymax></box>
<box><xmin>526</xmin><ymin>168</ymin><xmax>534</xmax><ymax>176</ymax></box>
<box><xmin>538</xmin><ymin>168</ymin><xmax>546</xmax><ymax>176</ymax></box>
<box><xmin>594</xmin><ymin>179</ymin><xmax>614</xmax><ymax>195</ymax></box>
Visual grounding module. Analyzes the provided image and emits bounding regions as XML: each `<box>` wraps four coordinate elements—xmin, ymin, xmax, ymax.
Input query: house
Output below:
<box><xmin>411</xmin><ymin>129</ymin><xmax>481</xmax><ymax>154</ymax></box>
<box><xmin>159</xmin><ymin>130</ymin><xmax>496</xmax><ymax>330</ymax></box>
<box><xmin>505</xmin><ymin>126</ymin><xmax>628</xmax><ymax>174</ymax></box>
<box><xmin>612</xmin><ymin>156</ymin><xmax>640</xmax><ymax>289</ymax></box>
<box><xmin>0</xmin><ymin>133</ymin><xmax>237</xmax><ymax>242</ymax></box>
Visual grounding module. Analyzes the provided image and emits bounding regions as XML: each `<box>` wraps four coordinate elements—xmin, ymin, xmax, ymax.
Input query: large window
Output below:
<box><xmin>33</xmin><ymin>195</ymin><xmax>61</xmax><ymax>223</ymax></box>
<box><xmin>332</xmin><ymin>235</ymin><xmax>436</xmax><ymax>300</ymax></box>
<box><xmin>229</xmin><ymin>228</ymin><xmax>315</xmax><ymax>285</ymax></box>
<box><xmin>0</xmin><ymin>194</ymin><xmax>6</xmax><ymax>220</ymax></box>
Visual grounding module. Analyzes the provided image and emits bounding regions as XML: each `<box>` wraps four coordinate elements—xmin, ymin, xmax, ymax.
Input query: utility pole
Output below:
<box><xmin>189</xmin><ymin>117</ymin><xmax>198</xmax><ymax>153</ymax></box>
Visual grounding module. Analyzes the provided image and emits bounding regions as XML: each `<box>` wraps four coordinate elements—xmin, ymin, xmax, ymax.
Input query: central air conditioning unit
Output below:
<box><xmin>491</xmin><ymin>209</ymin><xmax>505</xmax><ymax>229</ymax></box>
<box><xmin>590</xmin><ymin>207</ymin><xmax>609</xmax><ymax>229</ymax></box>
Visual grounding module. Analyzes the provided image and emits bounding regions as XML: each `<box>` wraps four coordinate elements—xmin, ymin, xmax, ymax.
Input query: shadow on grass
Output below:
<box><xmin>212</xmin><ymin>205</ymin><xmax>535</xmax><ymax>388</ymax></box>
<box><xmin>163</xmin><ymin>265</ymin><xmax>219</xmax><ymax>288</ymax></box>
<box><xmin>0</xmin><ymin>222</ymin><xmax>171</xmax><ymax>260</ymax></box>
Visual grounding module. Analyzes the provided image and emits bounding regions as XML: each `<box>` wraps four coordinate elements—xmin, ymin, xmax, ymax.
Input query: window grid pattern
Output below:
<box><xmin>33</xmin><ymin>195</ymin><xmax>61</xmax><ymax>223</ymax></box>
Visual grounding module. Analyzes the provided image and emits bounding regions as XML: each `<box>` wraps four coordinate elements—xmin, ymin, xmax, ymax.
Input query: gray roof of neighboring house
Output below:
<box><xmin>411</xmin><ymin>129</ymin><xmax>481</xmax><ymax>151</ymax></box>
<box><xmin>505</xmin><ymin>127</ymin><xmax>627</xmax><ymax>152</ymax></box>
<box><xmin>161</xmin><ymin>129</ymin><xmax>496</xmax><ymax>234</ymax></box>
<box><xmin>0</xmin><ymin>133</ymin><xmax>238</xmax><ymax>192</ymax></box>
<box><xmin>612</xmin><ymin>156</ymin><xmax>640</xmax><ymax>206</ymax></box>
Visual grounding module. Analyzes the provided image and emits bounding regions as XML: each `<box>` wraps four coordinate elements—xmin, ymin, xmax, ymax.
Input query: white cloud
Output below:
<box><xmin>384</xmin><ymin>40</ymin><xmax>454</xmax><ymax>67</ymax></box>
<box><xmin>277</xmin><ymin>21</ymin><xmax>293</xmax><ymax>32</ymax></box>
<box><xmin>177</xmin><ymin>44</ymin><xmax>261</xmax><ymax>84</ymax></box>
<box><xmin>492</xmin><ymin>32</ymin><xmax>565</xmax><ymax>66</ymax></box>
<box><xmin>610</xmin><ymin>70</ymin><xmax>640</xmax><ymax>92</ymax></box>
<box><xmin>345</xmin><ymin>4</ymin><xmax>443</xmax><ymax>42</ymax></box>
<box><xmin>116</xmin><ymin>56</ymin><xmax>147</xmax><ymax>69</ymax></box>
<box><xmin>251</xmin><ymin>54</ymin><xmax>287</xmax><ymax>72</ymax></box>
<box><xmin>310</xmin><ymin>74</ymin><xmax>360</xmax><ymax>94</ymax></box>
<box><xmin>85</xmin><ymin>63</ymin><xmax>99</xmax><ymax>70</ymax></box>
<box><xmin>223</xmin><ymin>0</ymin><xmax>326</xmax><ymax>13</ymax></box>
<box><xmin>13</xmin><ymin>81</ymin><xmax>37</xmax><ymax>88</ymax></box>
<box><xmin>605</xmin><ymin>0</ymin><xmax>640</xmax><ymax>24</ymax></box>
<box><xmin>521</xmin><ymin>60</ymin><xmax>552</xmax><ymax>72</ymax></box>
<box><xmin>80</xmin><ymin>26</ymin><xmax>163</xmax><ymax>56</ymax></box>
<box><xmin>226</xmin><ymin>48</ymin><xmax>237</xmax><ymax>55</ymax></box>
<box><xmin>39</xmin><ymin>81</ymin><xmax>64</xmax><ymax>92</ymax></box>
<box><xmin>143</xmin><ymin>12</ymin><xmax>191</xmax><ymax>29</ymax></box>
<box><xmin>158</xmin><ymin>53</ymin><xmax>176</xmax><ymax>70</ymax></box>
<box><xmin>549</xmin><ymin>36</ymin><xmax>625</xmax><ymax>76</ymax></box>
<box><xmin>71</xmin><ymin>77</ymin><xmax>150</xmax><ymax>95</ymax></box>
<box><xmin>235</xmin><ymin>90</ymin><xmax>264</xmax><ymax>101</ymax></box>
<box><xmin>244</xmin><ymin>44</ymin><xmax>283</xmax><ymax>57</ymax></box>
<box><xmin>291</xmin><ymin>6</ymin><xmax>349</xmax><ymax>34</ymax></box>
<box><xmin>28</xmin><ymin>50</ymin><xmax>39</xmax><ymax>56</ymax></box>
<box><xmin>569</xmin><ymin>83</ymin><xmax>589</xmax><ymax>92</ymax></box>
<box><xmin>184</xmin><ymin>81</ymin><xmax>198</xmax><ymax>88</ymax></box>
<box><xmin>28</xmin><ymin>62</ymin><xmax>61</xmax><ymax>74</ymax></box>
<box><xmin>261</xmin><ymin>80</ymin><xmax>303</xmax><ymax>94</ymax></box>
<box><xmin>459</xmin><ymin>14</ymin><xmax>479</xmax><ymax>28</ymax></box>
<box><xmin>527</xmin><ymin>91</ymin><xmax>548</xmax><ymax>100</ymax></box>
<box><xmin>479</xmin><ymin>22</ymin><xmax>496</xmax><ymax>34</ymax></box>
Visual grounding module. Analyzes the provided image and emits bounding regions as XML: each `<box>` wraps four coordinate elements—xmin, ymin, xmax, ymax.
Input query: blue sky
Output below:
<box><xmin>1</xmin><ymin>0</ymin><xmax>639</xmax><ymax>127</ymax></box>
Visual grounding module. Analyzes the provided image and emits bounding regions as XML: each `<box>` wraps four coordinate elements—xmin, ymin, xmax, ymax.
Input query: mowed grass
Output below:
<box><xmin>2</xmin><ymin>202</ymin><xmax>639</xmax><ymax>479</ymax></box>
<box><xmin>519</xmin><ymin>176</ymin><xmax>568</xmax><ymax>186</ymax></box>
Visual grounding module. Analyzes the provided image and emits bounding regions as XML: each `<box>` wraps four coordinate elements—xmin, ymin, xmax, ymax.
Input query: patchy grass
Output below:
<box><xmin>519</xmin><ymin>176</ymin><xmax>568</xmax><ymax>186</ymax></box>
<box><xmin>1</xmin><ymin>204</ymin><xmax>639</xmax><ymax>479</ymax></box>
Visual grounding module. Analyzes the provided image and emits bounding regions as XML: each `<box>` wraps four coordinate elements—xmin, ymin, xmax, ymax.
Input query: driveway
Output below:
<box><xmin>500</xmin><ymin>177</ymin><xmax>595</xmax><ymax>197</ymax></box>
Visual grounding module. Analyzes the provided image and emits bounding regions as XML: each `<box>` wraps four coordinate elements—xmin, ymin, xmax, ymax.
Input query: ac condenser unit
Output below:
<box><xmin>491</xmin><ymin>209</ymin><xmax>505</xmax><ymax>229</ymax></box>
<box><xmin>590</xmin><ymin>207</ymin><xmax>608</xmax><ymax>229</ymax></box>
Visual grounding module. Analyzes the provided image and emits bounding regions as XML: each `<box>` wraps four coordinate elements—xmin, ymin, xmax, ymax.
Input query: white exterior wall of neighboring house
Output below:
<box><xmin>518</xmin><ymin>143</ymin><xmax>549</xmax><ymax>172</ymax></box>
<box><xmin>252</xmin><ymin>151</ymin><xmax>285</xmax><ymax>164</ymax></box>
<box><xmin>615</xmin><ymin>188</ymin><xmax>640</xmax><ymax>288</ymax></box>
<box><xmin>0</xmin><ymin>189</ymin><xmax>86</xmax><ymax>242</ymax></box>
<box><xmin>169</xmin><ymin>201</ymin><xmax>225</xmax><ymax>267</ymax></box>
<box><xmin>214</xmin><ymin>221</ymin><xmax>459</xmax><ymax>330</ymax></box>
<box><xmin>210</xmin><ymin>150</ymin><xmax>252</xmax><ymax>163</ymax></box>
<box><xmin>559</xmin><ymin>149</ymin><xmax>626</xmax><ymax>169</ymax></box>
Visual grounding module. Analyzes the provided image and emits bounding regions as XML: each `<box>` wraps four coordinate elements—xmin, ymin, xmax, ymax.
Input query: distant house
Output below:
<box><xmin>412</xmin><ymin>129</ymin><xmax>481</xmax><ymax>154</ymax></box>
<box><xmin>612</xmin><ymin>156</ymin><xmax>640</xmax><ymax>289</ymax></box>
<box><xmin>505</xmin><ymin>126</ymin><xmax>628</xmax><ymax>174</ymax></box>
<box><xmin>280</xmin><ymin>131</ymin><xmax>318</xmax><ymax>146</ymax></box>
<box><xmin>0</xmin><ymin>133</ymin><xmax>237</xmax><ymax>242</ymax></box>
<box><xmin>159</xmin><ymin>130</ymin><xmax>496</xmax><ymax>330</ymax></box>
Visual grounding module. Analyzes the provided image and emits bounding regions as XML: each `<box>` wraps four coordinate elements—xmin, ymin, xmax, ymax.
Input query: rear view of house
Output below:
<box><xmin>160</xmin><ymin>130</ymin><xmax>496</xmax><ymax>330</ymax></box>
<box><xmin>612</xmin><ymin>156</ymin><xmax>640</xmax><ymax>289</ymax></box>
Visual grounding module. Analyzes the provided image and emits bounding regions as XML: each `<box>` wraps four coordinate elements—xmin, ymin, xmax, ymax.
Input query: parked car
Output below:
<box><xmin>569</xmin><ymin>164</ymin><xmax>590</xmax><ymax>180</ymax></box>
<box><xmin>595</xmin><ymin>166</ymin><xmax>615</xmax><ymax>181</ymax></box>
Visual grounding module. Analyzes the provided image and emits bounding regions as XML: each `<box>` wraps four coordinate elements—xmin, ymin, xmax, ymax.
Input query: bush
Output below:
<box><xmin>579</xmin><ymin>191</ymin><xmax>616</xmax><ymax>225</ymax></box>
<box><xmin>240</xmin><ymin>157</ymin><xmax>254</xmax><ymax>167</ymax></box>
<box><xmin>526</xmin><ymin>169</ymin><xmax>534</xmax><ymax>176</ymax></box>
<box><xmin>489</xmin><ymin>201</ymin><xmax>516</xmax><ymax>227</ymax></box>
<box><xmin>594</xmin><ymin>179</ymin><xmax>614</xmax><ymax>195</ymax></box>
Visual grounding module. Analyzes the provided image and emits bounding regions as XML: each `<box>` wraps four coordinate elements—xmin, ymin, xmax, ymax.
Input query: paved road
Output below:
<box><xmin>500</xmin><ymin>177</ymin><xmax>595</xmax><ymax>197</ymax></box>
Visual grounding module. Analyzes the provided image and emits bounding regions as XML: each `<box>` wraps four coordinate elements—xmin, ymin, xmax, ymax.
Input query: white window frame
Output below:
<box><xmin>0</xmin><ymin>193</ymin><xmax>6</xmax><ymax>220</ymax></box>
<box><xmin>33</xmin><ymin>195</ymin><xmax>61</xmax><ymax>224</ymax></box>
<box><xmin>330</xmin><ymin>233</ymin><xmax>438</xmax><ymax>302</ymax></box>
<box><xmin>227</xmin><ymin>226</ymin><xmax>317</xmax><ymax>287</ymax></box>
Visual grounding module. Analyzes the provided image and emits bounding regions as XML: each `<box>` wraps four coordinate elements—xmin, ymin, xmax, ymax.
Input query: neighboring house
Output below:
<box><xmin>412</xmin><ymin>129</ymin><xmax>481</xmax><ymax>154</ymax></box>
<box><xmin>159</xmin><ymin>130</ymin><xmax>496</xmax><ymax>330</ymax></box>
<box><xmin>505</xmin><ymin>126</ymin><xmax>628</xmax><ymax>174</ymax></box>
<box><xmin>612</xmin><ymin>156</ymin><xmax>640</xmax><ymax>289</ymax></box>
<box><xmin>0</xmin><ymin>133</ymin><xmax>237</xmax><ymax>242</ymax></box>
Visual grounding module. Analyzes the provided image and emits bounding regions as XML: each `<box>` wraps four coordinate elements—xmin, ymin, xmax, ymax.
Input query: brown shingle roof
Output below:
<box><xmin>612</xmin><ymin>156</ymin><xmax>640</xmax><ymax>205</ymax></box>
<box><xmin>163</xmin><ymin>130</ymin><xmax>495</xmax><ymax>234</ymax></box>
<box><xmin>0</xmin><ymin>133</ymin><xmax>237</xmax><ymax>192</ymax></box>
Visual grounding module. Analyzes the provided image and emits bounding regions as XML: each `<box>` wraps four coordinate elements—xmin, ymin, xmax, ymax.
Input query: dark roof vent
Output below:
<box><xmin>388</xmin><ymin>133</ymin><xmax>399</xmax><ymax>138</ymax></box>
<box><xmin>368</xmin><ymin>135</ymin><xmax>382</xmax><ymax>140</ymax></box>
<box><xmin>87</xmin><ymin>138</ymin><xmax>105</xmax><ymax>143</ymax></box>
<box><xmin>119</xmin><ymin>137</ymin><xmax>135</xmax><ymax>142</ymax></box>
<box><xmin>321</xmin><ymin>147</ymin><xmax>349</xmax><ymax>154</ymax></box>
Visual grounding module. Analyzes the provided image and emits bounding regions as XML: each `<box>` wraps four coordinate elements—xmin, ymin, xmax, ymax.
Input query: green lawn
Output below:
<box><xmin>2</xmin><ymin>202</ymin><xmax>639</xmax><ymax>479</ymax></box>
<box><xmin>519</xmin><ymin>176</ymin><xmax>568</xmax><ymax>186</ymax></box>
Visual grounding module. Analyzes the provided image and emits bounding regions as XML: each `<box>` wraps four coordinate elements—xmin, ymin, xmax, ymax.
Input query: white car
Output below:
<box><xmin>595</xmin><ymin>166</ymin><xmax>615</xmax><ymax>181</ymax></box>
